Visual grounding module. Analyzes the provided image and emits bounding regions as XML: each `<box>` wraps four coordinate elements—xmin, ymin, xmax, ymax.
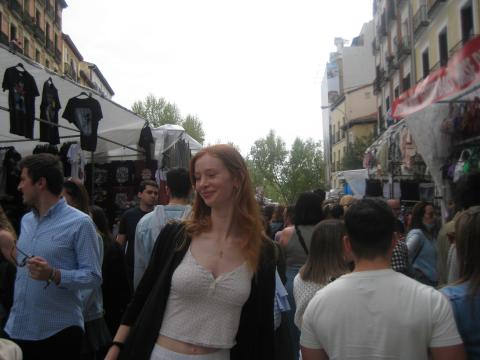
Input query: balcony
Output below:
<box><xmin>45</xmin><ymin>38</ymin><xmax>54</xmax><ymax>55</ymax></box>
<box><xmin>386</xmin><ymin>55</ymin><xmax>399</xmax><ymax>74</ymax></box>
<box><xmin>449</xmin><ymin>34</ymin><xmax>480</xmax><ymax>58</ymax></box>
<box><xmin>372</xmin><ymin>38</ymin><xmax>380</xmax><ymax>55</ymax></box>
<box><xmin>413</xmin><ymin>5</ymin><xmax>429</xmax><ymax>34</ymax></box>
<box><xmin>54</xmin><ymin>48</ymin><xmax>61</xmax><ymax>63</ymax></box>
<box><xmin>8</xmin><ymin>0</ymin><xmax>23</xmax><ymax>20</ymax></box>
<box><xmin>34</xmin><ymin>24</ymin><xmax>46</xmax><ymax>43</ymax></box>
<box><xmin>54</xmin><ymin>15</ymin><xmax>62</xmax><ymax>29</ymax></box>
<box><xmin>36</xmin><ymin>0</ymin><xmax>45</xmax><ymax>6</ymax></box>
<box><xmin>0</xmin><ymin>32</ymin><xmax>8</xmax><ymax>46</ymax></box>
<box><xmin>378</xmin><ymin>14</ymin><xmax>387</xmax><ymax>38</ymax></box>
<box><xmin>427</xmin><ymin>0</ymin><xmax>447</xmax><ymax>15</ymax></box>
<box><xmin>387</xmin><ymin>0</ymin><xmax>396</xmax><ymax>21</ymax></box>
<box><xmin>45</xmin><ymin>2</ymin><xmax>54</xmax><ymax>19</ymax></box>
<box><xmin>23</xmin><ymin>12</ymin><xmax>36</xmax><ymax>31</ymax></box>
<box><xmin>395</xmin><ymin>37</ymin><xmax>411</xmax><ymax>62</ymax></box>
<box><xmin>64</xmin><ymin>62</ymin><xmax>78</xmax><ymax>81</ymax></box>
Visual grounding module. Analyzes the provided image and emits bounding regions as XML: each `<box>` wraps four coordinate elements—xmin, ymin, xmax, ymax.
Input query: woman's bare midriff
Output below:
<box><xmin>156</xmin><ymin>335</ymin><xmax>221</xmax><ymax>355</ymax></box>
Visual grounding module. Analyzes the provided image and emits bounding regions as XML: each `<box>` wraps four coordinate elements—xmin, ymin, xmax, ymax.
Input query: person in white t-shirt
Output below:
<box><xmin>300</xmin><ymin>198</ymin><xmax>466</xmax><ymax>360</ymax></box>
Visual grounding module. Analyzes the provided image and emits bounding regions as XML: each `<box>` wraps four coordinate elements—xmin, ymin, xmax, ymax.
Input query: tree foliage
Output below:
<box><xmin>341</xmin><ymin>134</ymin><xmax>374</xmax><ymax>171</ymax></box>
<box><xmin>182</xmin><ymin>115</ymin><xmax>205</xmax><ymax>144</ymax></box>
<box><xmin>132</xmin><ymin>94</ymin><xmax>205</xmax><ymax>144</ymax></box>
<box><xmin>248</xmin><ymin>130</ymin><xmax>325</xmax><ymax>204</ymax></box>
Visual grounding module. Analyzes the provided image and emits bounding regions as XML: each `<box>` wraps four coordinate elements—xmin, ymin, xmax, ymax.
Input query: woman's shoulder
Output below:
<box><xmin>278</xmin><ymin>226</ymin><xmax>294</xmax><ymax>246</ymax></box>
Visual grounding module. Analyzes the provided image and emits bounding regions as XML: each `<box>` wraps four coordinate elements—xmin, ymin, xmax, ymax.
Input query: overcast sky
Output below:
<box><xmin>62</xmin><ymin>0</ymin><xmax>373</xmax><ymax>155</ymax></box>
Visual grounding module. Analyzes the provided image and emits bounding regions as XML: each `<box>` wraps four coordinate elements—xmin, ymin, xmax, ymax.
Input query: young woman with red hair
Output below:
<box><xmin>106</xmin><ymin>144</ymin><xmax>276</xmax><ymax>360</ymax></box>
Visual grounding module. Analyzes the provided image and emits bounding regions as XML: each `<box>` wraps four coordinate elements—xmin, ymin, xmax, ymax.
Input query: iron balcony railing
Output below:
<box><xmin>395</xmin><ymin>37</ymin><xmax>411</xmax><ymax>61</ymax></box>
<box><xmin>45</xmin><ymin>1</ymin><xmax>54</xmax><ymax>19</ymax></box>
<box><xmin>413</xmin><ymin>5</ymin><xmax>429</xmax><ymax>34</ymax></box>
<box><xmin>427</xmin><ymin>0</ymin><xmax>447</xmax><ymax>14</ymax></box>
<box><xmin>54</xmin><ymin>48</ymin><xmax>62</xmax><ymax>63</ymax></box>
<box><xmin>9</xmin><ymin>0</ymin><xmax>23</xmax><ymax>19</ymax></box>
<box><xmin>34</xmin><ymin>24</ymin><xmax>46</xmax><ymax>42</ymax></box>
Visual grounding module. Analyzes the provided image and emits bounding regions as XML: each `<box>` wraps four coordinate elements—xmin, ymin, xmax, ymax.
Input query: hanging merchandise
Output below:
<box><xmin>62</xmin><ymin>93</ymin><xmax>103</xmax><ymax>151</ymax></box>
<box><xmin>1</xmin><ymin>63</ymin><xmax>39</xmax><ymax>139</ymax></box>
<box><xmin>67</xmin><ymin>143</ymin><xmax>86</xmax><ymax>182</ymax></box>
<box><xmin>39</xmin><ymin>78</ymin><xmax>61</xmax><ymax>145</ymax></box>
<box><xmin>138</xmin><ymin>123</ymin><xmax>154</xmax><ymax>162</ymax></box>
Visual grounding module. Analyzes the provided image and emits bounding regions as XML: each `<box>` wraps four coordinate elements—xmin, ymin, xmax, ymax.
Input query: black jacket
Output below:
<box><xmin>120</xmin><ymin>223</ymin><xmax>276</xmax><ymax>360</ymax></box>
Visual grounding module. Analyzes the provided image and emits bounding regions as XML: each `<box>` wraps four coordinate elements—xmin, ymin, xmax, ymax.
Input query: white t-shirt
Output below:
<box><xmin>300</xmin><ymin>269</ymin><xmax>462</xmax><ymax>360</ymax></box>
<box><xmin>293</xmin><ymin>274</ymin><xmax>325</xmax><ymax>329</ymax></box>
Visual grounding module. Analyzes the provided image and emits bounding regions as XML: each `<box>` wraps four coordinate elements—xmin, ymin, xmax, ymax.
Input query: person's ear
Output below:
<box><xmin>35</xmin><ymin>177</ymin><xmax>47</xmax><ymax>191</ymax></box>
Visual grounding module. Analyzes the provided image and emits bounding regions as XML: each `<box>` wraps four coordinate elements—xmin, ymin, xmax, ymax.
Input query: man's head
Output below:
<box><xmin>344</xmin><ymin>199</ymin><xmax>396</xmax><ymax>260</ymax></box>
<box><xmin>166</xmin><ymin>168</ymin><xmax>192</xmax><ymax>199</ymax></box>
<box><xmin>387</xmin><ymin>198</ymin><xmax>401</xmax><ymax>218</ymax></box>
<box><xmin>137</xmin><ymin>180</ymin><xmax>158</xmax><ymax>210</ymax></box>
<box><xmin>18</xmin><ymin>154</ymin><xmax>64</xmax><ymax>206</ymax></box>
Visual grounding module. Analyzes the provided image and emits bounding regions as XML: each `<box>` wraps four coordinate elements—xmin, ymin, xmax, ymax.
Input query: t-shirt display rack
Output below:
<box><xmin>0</xmin><ymin>104</ymin><xmax>145</xmax><ymax>199</ymax></box>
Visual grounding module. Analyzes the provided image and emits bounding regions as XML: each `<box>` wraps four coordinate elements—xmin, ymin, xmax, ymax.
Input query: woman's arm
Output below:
<box><xmin>105</xmin><ymin>325</ymin><xmax>131</xmax><ymax>360</ymax></box>
<box><xmin>406</xmin><ymin>230</ymin><xmax>422</xmax><ymax>259</ymax></box>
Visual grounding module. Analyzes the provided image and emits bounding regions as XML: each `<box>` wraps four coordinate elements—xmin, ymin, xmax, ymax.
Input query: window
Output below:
<box><xmin>10</xmin><ymin>24</ymin><xmax>17</xmax><ymax>41</ymax></box>
<box><xmin>422</xmin><ymin>48</ymin><xmax>430</xmax><ymax>78</ymax></box>
<box><xmin>45</xmin><ymin>22</ymin><xmax>50</xmax><ymax>42</ymax></box>
<box><xmin>54</xmin><ymin>32</ymin><xmax>58</xmax><ymax>48</ymax></box>
<box><xmin>35</xmin><ymin>49</ymin><xmax>40</xmax><ymax>62</ymax></box>
<box><xmin>402</xmin><ymin>74</ymin><xmax>411</xmax><ymax>92</ymax></box>
<box><xmin>394</xmin><ymin>86</ymin><xmax>399</xmax><ymax>99</ymax></box>
<box><xmin>46</xmin><ymin>59</ymin><xmax>50</xmax><ymax>68</ymax></box>
<box><xmin>35</xmin><ymin>9</ymin><xmax>41</xmax><ymax>25</ymax></box>
<box><xmin>461</xmin><ymin>1</ymin><xmax>474</xmax><ymax>43</ymax></box>
<box><xmin>386</xmin><ymin>96</ymin><xmax>390</xmax><ymax>111</ymax></box>
<box><xmin>438</xmin><ymin>28</ymin><xmax>448</xmax><ymax>66</ymax></box>
<box><xmin>24</xmin><ymin>37</ymin><xmax>29</xmax><ymax>57</ymax></box>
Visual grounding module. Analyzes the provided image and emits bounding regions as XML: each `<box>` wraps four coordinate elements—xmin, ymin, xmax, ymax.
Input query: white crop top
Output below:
<box><xmin>159</xmin><ymin>247</ymin><xmax>253</xmax><ymax>349</ymax></box>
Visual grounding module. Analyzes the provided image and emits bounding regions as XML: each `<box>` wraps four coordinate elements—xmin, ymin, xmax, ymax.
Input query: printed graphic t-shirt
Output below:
<box><xmin>62</xmin><ymin>97</ymin><xmax>103</xmax><ymax>151</ymax></box>
<box><xmin>2</xmin><ymin>66</ymin><xmax>40</xmax><ymax>139</ymax></box>
<box><xmin>39</xmin><ymin>80</ymin><xmax>61</xmax><ymax>145</ymax></box>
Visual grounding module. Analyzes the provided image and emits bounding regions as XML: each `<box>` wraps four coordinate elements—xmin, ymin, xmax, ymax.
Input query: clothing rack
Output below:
<box><xmin>0</xmin><ymin>105</ymin><xmax>145</xmax><ymax>154</ymax></box>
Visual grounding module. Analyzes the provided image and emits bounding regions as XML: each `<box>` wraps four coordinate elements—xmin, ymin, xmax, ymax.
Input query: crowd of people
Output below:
<box><xmin>0</xmin><ymin>146</ymin><xmax>478</xmax><ymax>360</ymax></box>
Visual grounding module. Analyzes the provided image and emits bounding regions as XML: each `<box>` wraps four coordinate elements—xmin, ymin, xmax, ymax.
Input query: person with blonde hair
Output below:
<box><xmin>106</xmin><ymin>144</ymin><xmax>276</xmax><ymax>360</ymax></box>
<box><xmin>441</xmin><ymin>206</ymin><xmax>480</xmax><ymax>358</ymax></box>
<box><xmin>293</xmin><ymin>219</ymin><xmax>349</xmax><ymax>329</ymax></box>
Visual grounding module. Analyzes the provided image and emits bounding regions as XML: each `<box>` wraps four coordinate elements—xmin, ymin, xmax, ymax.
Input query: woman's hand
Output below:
<box><xmin>104</xmin><ymin>345</ymin><xmax>121</xmax><ymax>360</ymax></box>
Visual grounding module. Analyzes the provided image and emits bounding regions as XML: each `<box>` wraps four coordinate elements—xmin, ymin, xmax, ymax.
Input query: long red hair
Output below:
<box><xmin>186</xmin><ymin>144</ymin><xmax>265</xmax><ymax>270</ymax></box>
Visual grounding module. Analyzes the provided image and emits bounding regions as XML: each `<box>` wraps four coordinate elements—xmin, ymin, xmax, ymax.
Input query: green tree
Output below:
<box><xmin>283</xmin><ymin>138</ymin><xmax>325</xmax><ymax>203</ymax></box>
<box><xmin>342</xmin><ymin>134</ymin><xmax>375</xmax><ymax>171</ymax></box>
<box><xmin>132</xmin><ymin>94</ymin><xmax>206</xmax><ymax>144</ymax></box>
<box><xmin>131</xmin><ymin>94</ymin><xmax>182</xmax><ymax>126</ymax></box>
<box><xmin>181</xmin><ymin>115</ymin><xmax>205</xmax><ymax>144</ymax></box>
<box><xmin>248</xmin><ymin>131</ymin><xmax>325</xmax><ymax>204</ymax></box>
<box><xmin>248</xmin><ymin>130</ymin><xmax>289</xmax><ymax>202</ymax></box>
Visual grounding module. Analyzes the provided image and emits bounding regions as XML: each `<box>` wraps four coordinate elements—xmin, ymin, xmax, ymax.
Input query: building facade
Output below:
<box><xmin>0</xmin><ymin>1</ymin><xmax>115</xmax><ymax>97</ymax></box>
<box><xmin>0</xmin><ymin>0</ymin><xmax>67</xmax><ymax>72</ymax></box>
<box><xmin>372</xmin><ymin>0</ymin><xmax>480</xmax><ymax>129</ymax></box>
<box><xmin>322</xmin><ymin>21</ymin><xmax>378</xmax><ymax>189</ymax></box>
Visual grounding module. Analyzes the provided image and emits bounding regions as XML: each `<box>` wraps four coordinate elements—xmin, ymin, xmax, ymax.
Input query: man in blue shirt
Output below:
<box><xmin>2</xmin><ymin>153</ymin><xmax>102</xmax><ymax>360</ymax></box>
<box><xmin>133</xmin><ymin>168</ymin><xmax>191</xmax><ymax>289</ymax></box>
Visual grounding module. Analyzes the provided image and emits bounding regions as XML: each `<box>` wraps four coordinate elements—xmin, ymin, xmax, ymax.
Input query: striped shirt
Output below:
<box><xmin>5</xmin><ymin>198</ymin><xmax>102</xmax><ymax>340</ymax></box>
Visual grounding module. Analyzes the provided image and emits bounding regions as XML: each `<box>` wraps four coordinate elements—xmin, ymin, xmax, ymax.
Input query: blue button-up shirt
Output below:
<box><xmin>5</xmin><ymin>198</ymin><xmax>102</xmax><ymax>340</ymax></box>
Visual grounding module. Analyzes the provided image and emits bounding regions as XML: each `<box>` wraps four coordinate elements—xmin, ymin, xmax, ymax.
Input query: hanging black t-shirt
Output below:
<box><xmin>62</xmin><ymin>97</ymin><xmax>103</xmax><ymax>151</ymax></box>
<box><xmin>2</xmin><ymin>66</ymin><xmax>39</xmax><ymax>139</ymax></box>
<box><xmin>39</xmin><ymin>80</ymin><xmax>61</xmax><ymax>145</ymax></box>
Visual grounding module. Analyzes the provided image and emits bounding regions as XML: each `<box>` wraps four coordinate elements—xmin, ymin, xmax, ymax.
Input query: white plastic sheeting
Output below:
<box><xmin>337</xmin><ymin>169</ymin><xmax>368</xmax><ymax>197</ymax></box>
<box><xmin>0</xmin><ymin>45</ymin><xmax>145</xmax><ymax>157</ymax></box>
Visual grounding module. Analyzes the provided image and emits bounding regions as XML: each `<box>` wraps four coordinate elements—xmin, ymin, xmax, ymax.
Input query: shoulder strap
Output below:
<box><xmin>295</xmin><ymin>226</ymin><xmax>309</xmax><ymax>256</ymax></box>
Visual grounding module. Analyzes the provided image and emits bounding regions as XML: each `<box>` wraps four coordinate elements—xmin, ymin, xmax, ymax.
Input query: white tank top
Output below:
<box><xmin>159</xmin><ymin>247</ymin><xmax>253</xmax><ymax>348</ymax></box>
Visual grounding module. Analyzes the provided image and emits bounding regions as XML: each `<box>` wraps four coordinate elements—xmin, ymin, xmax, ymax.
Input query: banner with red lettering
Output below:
<box><xmin>392</xmin><ymin>35</ymin><xmax>480</xmax><ymax>119</ymax></box>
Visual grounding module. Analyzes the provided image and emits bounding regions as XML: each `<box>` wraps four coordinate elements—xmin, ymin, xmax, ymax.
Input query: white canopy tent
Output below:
<box><xmin>0</xmin><ymin>44</ymin><xmax>146</xmax><ymax>157</ymax></box>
